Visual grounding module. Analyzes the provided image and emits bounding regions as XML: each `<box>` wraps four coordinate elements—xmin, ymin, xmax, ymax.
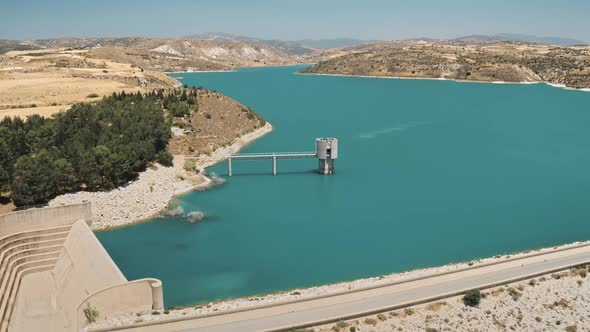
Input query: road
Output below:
<box><xmin>105</xmin><ymin>244</ymin><xmax>590</xmax><ymax>332</ymax></box>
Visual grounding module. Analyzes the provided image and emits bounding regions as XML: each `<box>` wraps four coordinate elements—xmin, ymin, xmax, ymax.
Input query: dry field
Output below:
<box><xmin>0</xmin><ymin>48</ymin><xmax>176</xmax><ymax>118</ymax></box>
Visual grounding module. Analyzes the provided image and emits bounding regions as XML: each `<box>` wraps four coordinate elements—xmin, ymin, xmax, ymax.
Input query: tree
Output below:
<box><xmin>180</xmin><ymin>89</ymin><xmax>188</xmax><ymax>102</ymax></box>
<box><xmin>3</xmin><ymin>92</ymin><xmax>176</xmax><ymax>205</ymax></box>
<box><xmin>169</xmin><ymin>102</ymin><xmax>189</xmax><ymax>117</ymax></box>
<box><xmin>52</xmin><ymin>158</ymin><xmax>77</xmax><ymax>194</ymax></box>
<box><xmin>11</xmin><ymin>150</ymin><xmax>55</xmax><ymax>206</ymax></box>
<box><xmin>0</xmin><ymin>165</ymin><xmax>10</xmax><ymax>197</ymax></box>
<box><xmin>462</xmin><ymin>289</ymin><xmax>482</xmax><ymax>307</ymax></box>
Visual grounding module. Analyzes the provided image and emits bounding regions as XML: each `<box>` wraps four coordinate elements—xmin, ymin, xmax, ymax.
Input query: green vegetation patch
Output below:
<box><xmin>463</xmin><ymin>289</ymin><xmax>483</xmax><ymax>307</ymax></box>
<box><xmin>0</xmin><ymin>91</ymin><xmax>173</xmax><ymax>206</ymax></box>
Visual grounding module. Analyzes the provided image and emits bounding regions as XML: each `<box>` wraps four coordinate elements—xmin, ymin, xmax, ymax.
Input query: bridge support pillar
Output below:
<box><xmin>272</xmin><ymin>154</ymin><xmax>277</xmax><ymax>176</ymax></box>
<box><xmin>228</xmin><ymin>157</ymin><xmax>232</xmax><ymax>177</ymax></box>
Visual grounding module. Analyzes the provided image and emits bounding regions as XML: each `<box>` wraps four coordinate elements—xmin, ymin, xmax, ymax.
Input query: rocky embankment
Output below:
<box><xmin>302</xmin><ymin>41</ymin><xmax>590</xmax><ymax>89</ymax></box>
<box><xmin>49</xmin><ymin>156</ymin><xmax>193</xmax><ymax>230</ymax></box>
<box><xmin>314</xmin><ymin>266</ymin><xmax>590</xmax><ymax>332</ymax></box>
<box><xmin>49</xmin><ymin>122</ymin><xmax>272</xmax><ymax>230</ymax></box>
<box><xmin>90</xmin><ymin>241</ymin><xmax>590</xmax><ymax>330</ymax></box>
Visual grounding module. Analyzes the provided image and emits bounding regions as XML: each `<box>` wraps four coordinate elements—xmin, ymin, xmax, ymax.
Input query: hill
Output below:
<box><xmin>301</xmin><ymin>40</ymin><xmax>590</xmax><ymax>89</ymax></box>
<box><xmin>455</xmin><ymin>33</ymin><xmax>587</xmax><ymax>46</ymax></box>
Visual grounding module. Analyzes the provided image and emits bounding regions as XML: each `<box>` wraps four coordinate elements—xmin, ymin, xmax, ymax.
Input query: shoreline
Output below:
<box><xmin>92</xmin><ymin>238</ymin><xmax>590</xmax><ymax>329</ymax></box>
<box><xmin>48</xmin><ymin>122</ymin><xmax>273</xmax><ymax>231</ymax></box>
<box><xmin>297</xmin><ymin>71</ymin><xmax>590</xmax><ymax>92</ymax></box>
<box><xmin>165</xmin><ymin>63</ymin><xmax>312</xmax><ymax>75</ymax></box>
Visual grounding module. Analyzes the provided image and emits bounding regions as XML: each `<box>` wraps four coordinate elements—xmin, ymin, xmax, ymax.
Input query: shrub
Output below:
<box><xmin>462</xmin><ymin>289</ymin><xmax>482</xmax><ymax>307</ymax></box>
<box><xmin>184</xmin><ymin>159</ymin><xmax>196</xmax><ymax>171</ymax></box>
<box><xmin>83</xmin><ymin>303</ymin><xmax>99</xmax><ymax>324</ymax></box>
<box><xmin>204</xmin><ymin>112</ymin><xmax>212</xmax><ymax>119</ymax></box>
<box><xmin>87</xmin><ymin>93</ymin><xmax>99</xmax><ymax>98</ymax></box>
<box><xmin>156</xmin><ymin>150</ymin><xmax>174</xmax><ymax>167</ymax></box>
<box><xmin>333</xmin><ymin>321</ymin><xmax>348</xmax><ymax>330</ymax></box>
<box><xmin>169</xmin><ymin>101</ymin><xmax>190</xmax><ymax>117</ymax></box>
<box><xmin>364</xmin><ymin>318</ymin><xmax>377</xmax><ymax>326</ymax></box>
<box><xmin>507</xmin><ymin>287</ymin><xmax>522</xmax><ymax>301</ymax></box>
<box><xmin>349</xmin><ymin>327</ymin><xmax>356</xmax><ymax>332</ymax></box>
<box><xmin>377</xmin><ymin>314</ymin><xmax>387</xmax><ymax>321</ymax></box>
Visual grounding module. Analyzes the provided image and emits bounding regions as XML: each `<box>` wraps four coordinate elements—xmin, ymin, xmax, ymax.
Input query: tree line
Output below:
<box><xmin>0</xmin><ymin>89</ymin><xmax>198</xmax><ymax>207</ymax></box>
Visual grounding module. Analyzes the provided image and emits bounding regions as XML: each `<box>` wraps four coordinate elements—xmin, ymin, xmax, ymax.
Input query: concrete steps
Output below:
<box><xmin>0</xmin><ymin>225</ymin><xmax>71</xmax><ymax>331</ymax></box>
<box><xmin>0</xmin><ymin>262</ymin><xmax>55</xmax><ymax>332</ymax></box>
<box><xmin>0</xmin><ymin>225</ymin><xmax>71</xmax><ymax>248</ymax></box>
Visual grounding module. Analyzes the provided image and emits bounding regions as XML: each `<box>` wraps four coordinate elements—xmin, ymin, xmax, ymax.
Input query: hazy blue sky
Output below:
<box><xmin>1</xmin><ymin>0</ymin><xmax>589</xmax><ymax>42</ymax></box>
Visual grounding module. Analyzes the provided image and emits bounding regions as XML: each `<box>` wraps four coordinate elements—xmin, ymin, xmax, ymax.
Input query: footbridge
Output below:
<box><xmin>228</xmin><ymin>138</ymin><xmax>338</xmax><ymax>176</ymax></box>
<box><xmin>228</xmin><ymin>152</ymin><xmax>316</xmax><ymax>176</ymax></box>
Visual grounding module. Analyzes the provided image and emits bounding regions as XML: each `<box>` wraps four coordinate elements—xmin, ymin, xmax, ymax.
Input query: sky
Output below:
<box><xmin>1</xmin><ymin>0</ymin><xmax>589</xmax><ymax>42</ymax></box>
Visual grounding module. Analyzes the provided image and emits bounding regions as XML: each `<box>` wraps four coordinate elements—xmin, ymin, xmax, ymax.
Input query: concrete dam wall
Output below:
<box><xmin>0</xmin><ymin>203</ymin><xmax>164</xmax><ymax>332</ymax></box>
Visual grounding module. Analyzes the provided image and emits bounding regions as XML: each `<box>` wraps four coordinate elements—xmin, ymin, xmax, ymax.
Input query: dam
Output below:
<box><xmin>227</xmin><ymin>137</ymin><xmax>338</xmax><ymax>176</ymax></box>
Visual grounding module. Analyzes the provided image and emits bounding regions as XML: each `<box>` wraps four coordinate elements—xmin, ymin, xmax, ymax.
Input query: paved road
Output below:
<box><xmin>110</xmin><ymin>245</ymin><xmax>590</xmax><ymax>332</ymax></box>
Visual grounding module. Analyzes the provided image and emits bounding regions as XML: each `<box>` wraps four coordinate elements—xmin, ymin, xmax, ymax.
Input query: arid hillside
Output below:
<box><xmin>168</xmin><ymin>89</ymin><xmax>265</xmax><ymax>156</ymax></box>
<box><xmin>302</xmin><ymin>40</ymin><xmax>590</xmax><ymax>89</ymax></box>
<box><xmin>1</xmin><ymin>37</ymin><xmax>305</xmax><ymax>72</ymax></box>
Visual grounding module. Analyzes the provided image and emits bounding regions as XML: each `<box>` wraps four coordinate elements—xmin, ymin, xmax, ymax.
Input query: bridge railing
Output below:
<box><xmin>232</xmin><ymin>151</ymin><xmax>316</xmax><ymax>156</ymax></box>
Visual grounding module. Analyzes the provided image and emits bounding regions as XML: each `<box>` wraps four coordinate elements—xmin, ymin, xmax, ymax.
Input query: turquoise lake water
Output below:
<box><xmin>97</xmin><ymin>66</ymin><xmax>590</xmax><ymax>307</ymax></box>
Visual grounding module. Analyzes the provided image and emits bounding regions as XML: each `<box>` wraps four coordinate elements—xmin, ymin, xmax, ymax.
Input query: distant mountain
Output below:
<box><xmin>186</xmin><ymin>33</ymin><xmax>374</xmax><ymax>54</ymax></box>
<box><xmin>455</xmin><ymin>34</ymin><xmax>586</xmax><ymax>46</ymax></box>
<box><xmin>186</xmin><ymin>32</ymin><xmax>316</xmax><ymax>55</ymax></box>
<box><xmin>0</xmin><ymin>40</ymin><xmax>41</xmax><ymax>54</ymax></box>
<box><xmin>495</xmin><ymin>33</ymin><xmax>586</xmax><ymax>46</ymax></box>
<box><xmin>292</xmin><ymin>38</ymin><xmax>373</xmax><ymax>49</ymax></box>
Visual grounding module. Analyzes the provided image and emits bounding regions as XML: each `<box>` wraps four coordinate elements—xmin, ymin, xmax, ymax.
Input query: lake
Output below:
<box><xmin>97</xmin><ymin>66</ymin><xmax>590</xmax><ymax>307</ymax></box>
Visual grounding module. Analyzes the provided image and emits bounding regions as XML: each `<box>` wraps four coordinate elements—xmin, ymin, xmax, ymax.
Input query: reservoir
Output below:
<box><xmin>97</xmin><ymin>66</ymin><xmax>590</xmax><ymax>307</ymax></box>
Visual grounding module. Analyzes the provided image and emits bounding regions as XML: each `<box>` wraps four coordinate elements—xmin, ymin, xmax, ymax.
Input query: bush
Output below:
<box><xmin>462</xmin><ymin>289</ymin><xmax>482</xmax><ymax>307</ymax></box>
<box><xmin>204</xmin><ymin>112</ymin><xmax>212</xmax><ymax>119</ymax></box>
<box><xmin>87</xmin><ymin>93</ymin><xmax>99</xmax><ymax>98</ymax></box>
<box><xmin>184</xmin><ymin>159</ymin><xmax>196</xmax><ymax>171</ymax></box>
<box><xmin>169</xmin><ymin>101</ymin><xmax>190</xmax><ymax>117</ymax></box>
<box><xmin>364</xmin><ymin>318</ymin><xmax>377</xmax><ymax>326</ymax></box>
<box><xmin>156</xmin><ymin>150</ymin><xmax>174</xmax><ymax>167</ymax></box>
<box><xmin>83</xmin><ymin>303</ymin><xmax>99</xmax><ymax>324</ymax></box>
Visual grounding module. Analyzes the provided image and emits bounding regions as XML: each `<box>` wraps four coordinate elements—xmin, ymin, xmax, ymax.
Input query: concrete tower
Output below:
<box><xmin>316</xmin><ymin>138</ymin><xmax>338</xmax><ymax>175</ymax></box>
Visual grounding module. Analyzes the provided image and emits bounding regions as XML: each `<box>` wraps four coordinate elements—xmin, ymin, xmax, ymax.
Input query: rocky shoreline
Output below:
<box><xmin>90</xmin><ymin>240</ymin><xmax>590</xmax><ymax>330</ymax></box>
<box><xmin>48</xmin><ymin>122</ymin><xmax>272</xmax><ymax>230</ymax></box>
<box><xmin>299</xmin><ymin>72</ymin><xmax>590</xmax><ymax>93</ymax></box>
